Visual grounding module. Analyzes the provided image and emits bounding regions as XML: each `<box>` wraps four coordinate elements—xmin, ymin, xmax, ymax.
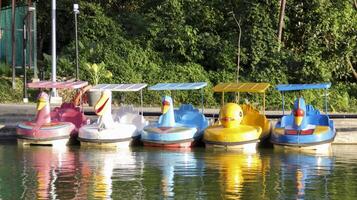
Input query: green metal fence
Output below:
<box><xmin>0</xmin><ymin>4</ymin><xmax>37</xmax><ymax>70</ymax></box>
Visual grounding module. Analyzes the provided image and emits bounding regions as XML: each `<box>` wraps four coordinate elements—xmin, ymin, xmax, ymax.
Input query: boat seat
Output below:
<box><xmin>114</xmin><ymin>105</ymin><xmax>139</xmax><ymax>121</ymax></box>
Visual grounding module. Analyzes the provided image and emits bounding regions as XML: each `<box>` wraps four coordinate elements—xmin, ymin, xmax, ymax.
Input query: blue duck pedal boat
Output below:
<box><xmin>271</xmin><ymin>83</ymin><xmax>336</xmax><ymax>151</ymax></box>
<box><xmin>141</xmin><ymin>82</ymin><xmax>209</xmax><ymax>148</ymax></box>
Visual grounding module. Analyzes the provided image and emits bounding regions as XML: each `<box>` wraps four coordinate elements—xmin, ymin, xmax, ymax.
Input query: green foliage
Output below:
<box><xmin>0</xmin><ymin>77</ymin><xmax>23</xmax><ymax>103</ymax></box>
<box><xmin>0</xmin><ymin>63</ymin><xmax>12</xmax><ymax>77</ymax></box>
<box><xmin>83</xmin><ymin>62</ymin><xmax>112</xmax><ymax>85</ymax></box>
<box><xmin>9</xmin><ymin>0</ymin><xmax>355</xmax><ymax>112</ymax></box>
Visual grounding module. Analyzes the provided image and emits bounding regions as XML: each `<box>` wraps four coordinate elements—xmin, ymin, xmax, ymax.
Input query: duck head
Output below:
<box><xmin>35</xmin><ymin>92</ymin><xmax>51</xmax><ymax>124</ymax></box>
<box><xmin>219</xmin><ymin>103</ymin><xmax>243</xmax><ymax>128</ymax></box>
<box><xmin>158</xmin><ymin>96</ymin><xmax>175</xmax><ymax>127</ymax></box>
<box><xmin>293</xmin><ymin>97</ymin><xmax>308</xmax><ymax>129</ymax></box>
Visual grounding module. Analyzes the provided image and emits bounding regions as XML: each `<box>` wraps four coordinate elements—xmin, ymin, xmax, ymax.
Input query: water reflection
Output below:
<box><xmin>1</xmin><ymin>143</ymin><xmax>357</xmax><ymax>199</ymax></box>
<box><xmin>20</xmin><ymin>146</ymin><xmax>78</xmax><ymax>199</ymax></box>
<box><xmin>204</xmin><ymin>150</ymin><xmax>268</xmax><ymax>199</ymax></box>
<box><xmin>274</xmin><ymin>150</ymin><xmax>333</xmax><ymax>199</ymax></box>
<box><xmin>143</xmin><ymin>148</ymin><xmax>205</xmax><ymax>199</ymax></box>
<box><xmin>77</xmin><ymin>147</ymin><xmax>143</xmax><ymax>199</ymax></box>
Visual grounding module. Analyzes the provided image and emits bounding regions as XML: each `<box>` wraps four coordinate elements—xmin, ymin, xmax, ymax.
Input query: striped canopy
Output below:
<box><xmin>27</xmin><ymin>80</ymin><xmax>88</xmax><ymax>89</ymax></box>
<box><xmin>149</xmin><ymin>82</ymin><xmax>207</xmax><ymax>91</ymax></box>
<box><xmin>90</xmin><ymin>84</ymin><xmax>147</xmax><ymax>92</ymax></box>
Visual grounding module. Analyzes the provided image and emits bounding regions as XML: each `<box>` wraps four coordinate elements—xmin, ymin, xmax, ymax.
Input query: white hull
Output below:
<box><xmin>80</xmin><ymin>140</ymin><xmax>133</xmax><ymax>148</ymax></box>
<box><xmin>79</xmin><ymin>124</ymin><xmax>140</xmax><ymax>148</ymax></box>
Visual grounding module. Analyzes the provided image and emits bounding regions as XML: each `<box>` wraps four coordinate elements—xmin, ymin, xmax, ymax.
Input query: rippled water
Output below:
<box><xmin>0</xmin><ymin>143</ymin><xmax>357</xmax><ymax>199</ymax></box>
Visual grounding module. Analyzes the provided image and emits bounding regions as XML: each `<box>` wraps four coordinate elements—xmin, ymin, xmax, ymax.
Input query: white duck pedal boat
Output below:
<box><xmin>78</xmin><ymin>84</ymin><xmax>148</xmax><ymax>147</ymax></box>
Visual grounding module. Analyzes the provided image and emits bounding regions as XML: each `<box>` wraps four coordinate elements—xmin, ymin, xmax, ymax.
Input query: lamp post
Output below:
<box><xmin>22</xmin><ymin>6</ymin><xmax>35</xmax><ymax>103</ymax></box>
<box><xmin>73</xmin><ymin>3</ymin><xmax>79</xmax><ymax>80</ymax></box>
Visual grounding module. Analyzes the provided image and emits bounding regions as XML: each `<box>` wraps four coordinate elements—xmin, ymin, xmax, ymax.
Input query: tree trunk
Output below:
<box><xmin>11</xmin><ymin>0</ymin><xmax>16</xmax><ymax>89</ymax></box>
<box><xmin>277</xmin><ymin>0</ymin><xmax>286</xmax><ymax>51</ymax></box>
<box><xmin>347</xmin><ymin>56</ymin><xmax>357</xmax><ymax>81</ymax></box>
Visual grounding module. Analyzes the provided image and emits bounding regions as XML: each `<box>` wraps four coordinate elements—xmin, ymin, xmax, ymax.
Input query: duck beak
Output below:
<box><xmin>94</xmin><ymin>92</ymin><xmax>110</xmax><ymax>116</ymax></box>
<box><xmin>162</xmin><ymin>100</ymin><xmax>170</xmax><ymax>114</ymax></box>
<box><xmin>37</xmin><ymin>97</ymin><xmax>47</xmax><ymax>111</ymax></box>
<box><xmin>295</xmin><ymin>116</ymin><xmax>303</xmax><ymax>126</ymax></box>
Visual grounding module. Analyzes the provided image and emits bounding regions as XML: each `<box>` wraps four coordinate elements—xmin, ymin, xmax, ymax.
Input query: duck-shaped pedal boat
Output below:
<box><xmin>271</xmin><ymin>97</ymin><xmax>336</xmax><ymax>151</ymax></box>
<box><xmin>203</xmin><ymin>82</ymin><xmax>271</xmax><ymax>150</ymax></box>
<box><xmin>141</xmin><ymin>95</ymin><xmax>209</xmax><ymax>148</ymax></box>
<box><xmin>204</xmin><ymin>103</ymin><xmax>270</xmax><ymax>150</ymax></box>
<box><xmin>79</xmin><ymin>87</ymin><xmax>148</xmax><ymax>148</ymax></box>
<box><xmin>271</xmin><ymin>83</ymin><xmax>336</xmax><ymax>151</ymax></box>
<box><xmin>17</xmin><ymin>92</ymin><xmax>76</xmax><ymax>146</ymax></box>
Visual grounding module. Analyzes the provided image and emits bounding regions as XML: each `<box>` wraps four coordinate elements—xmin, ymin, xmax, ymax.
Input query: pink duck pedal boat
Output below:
<box><xmin>17</xmin><ymin>80</ymin><xmax>90</xmax><ymax>146</ymax></box>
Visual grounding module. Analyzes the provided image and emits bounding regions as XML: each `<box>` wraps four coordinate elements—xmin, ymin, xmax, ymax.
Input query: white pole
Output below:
<box><xmin>51</xmin><ymin>0</ymin><xmax>57</xmax><ymax>95</ymax></box>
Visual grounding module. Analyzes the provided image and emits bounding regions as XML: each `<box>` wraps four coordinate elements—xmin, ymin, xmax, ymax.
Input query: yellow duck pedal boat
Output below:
<box><xmin>204</xmin><ymin>83</ymin><xmax>271</xmax><ymax>150</ymax></box>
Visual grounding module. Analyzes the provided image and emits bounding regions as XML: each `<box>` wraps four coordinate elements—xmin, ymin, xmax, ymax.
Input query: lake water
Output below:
<box><xmin>0</xmin><ymin>143</ymin><xmax>356</xmax><ymax>199</ymax></box>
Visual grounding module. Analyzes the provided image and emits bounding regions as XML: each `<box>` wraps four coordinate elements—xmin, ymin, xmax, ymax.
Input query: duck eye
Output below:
<box><xmin>239</xmin><ymin>112</ymin><xmax>243</xmax><ymax>117</ymax></box>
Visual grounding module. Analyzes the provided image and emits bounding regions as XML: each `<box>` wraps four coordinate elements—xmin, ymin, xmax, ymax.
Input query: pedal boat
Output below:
<box><xmin>204</xmin><ymin>83</ymin><xmax>271</xmax><ymax>150</ymax></box>
<box><xmin>141</xmin><ymin>82</ymin><xmax>209</xmax><ymax>148</ymax></box>
<box><xmin>271</xmin><ymin>83</ymin><xmax>336</xmax><ymax>151</ymax></box>
<box><xmin>78</xmin><ymin>84</ymin><xmax>148</xmax><ymax>147</ymax></box>
<box><xmin>17</xmin><ymin>80</ymin><xmax>89</xmax><ymax>146</ymax></box>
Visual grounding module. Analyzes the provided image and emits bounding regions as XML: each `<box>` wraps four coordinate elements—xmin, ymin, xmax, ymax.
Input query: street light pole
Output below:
<box><xmin>73</xmin><ymin>4</ymin><xmax>79</xmax><ymax>80</ymax></box>
<box><xmin>51</xmin><ymin>0</ymin><xmax>57</xmax><ymax>95</ymax></box>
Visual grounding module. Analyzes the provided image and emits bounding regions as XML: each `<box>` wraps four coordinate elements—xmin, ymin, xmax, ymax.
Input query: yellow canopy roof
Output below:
<box><xmin>213</xmin><ymin>83</ymin><xmax>270</xmax><ymax>93</ymax></box>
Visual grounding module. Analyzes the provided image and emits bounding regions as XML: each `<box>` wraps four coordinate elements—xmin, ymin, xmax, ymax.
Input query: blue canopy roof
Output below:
<box><xmin>276</xmin><ymin>83</ymin><xmax>331</xmax><ymax>92</ymax></box>
<box><xmin>149</xmin><ymin>82</ymin><xmax>207</xmax><ymax>91</ymax></box>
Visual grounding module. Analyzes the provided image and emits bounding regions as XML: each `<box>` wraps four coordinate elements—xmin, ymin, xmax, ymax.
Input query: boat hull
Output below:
<box><xmin>203</xmin><ymin>124</ymin><xmax>266</xmax><ymax>149</ymax></box>
<box><xmin>78</xmin><ymin>124</ymin><xmax>139</xmax><ymax>147</ymax></box>
<box><xmin>141</xmin><ymin>126</ymin><xmax>200</xmax><ymax>148</ymax></box>
<box><xmin>142</xmin><ymin>138</ymin><xmax>195</xmax><ymax>148</ymax></box>
<box><xmin>16</xmin><ymin>121</ymin><xmax>75</xmax><ymax>146</ymax></box>
<box><xmin>271</xmin><ymin>125</ymin><xmax>336</xmax><ymax>151</ymax></box>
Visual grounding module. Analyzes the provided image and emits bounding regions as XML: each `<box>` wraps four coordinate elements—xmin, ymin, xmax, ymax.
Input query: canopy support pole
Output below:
<box><xmin>263</xmin><ymin>92</ymin><xmax>266</xmax><ymax>114</ymax></box>
<box><xmin>324</xmin><ymin>89</ymin><xmax>328</xmax><ymax>114</ymax></box>
<box><xmin>221</xmin><ymin>92</ymin><xmax>225</xmax><ymax>106</ymax></box>
<box><xmin>140</xmin><ymin>89</ymin><xmax>143</xmax><ymax>115</ymax></box>
<box><xmin>201</xmin><ymin>88</ymin><xmax>204</xmax><ymax>113</ymax></box>
<box><xmin>282</xmin><ymin>92</ymin><xmax>285</xmax><ymax>115</ymax></box>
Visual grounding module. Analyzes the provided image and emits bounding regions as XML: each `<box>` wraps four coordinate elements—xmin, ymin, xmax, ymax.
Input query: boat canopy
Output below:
<box><xmin>90</xmin><ymin>84</ymin><xmax>147</xmax><ymax>92</ymax></box>
<box><xmin>276</xmin><ymin>83</ymin><xmax>331</xmax><ymax>92</ymax></box>
<box><xmin>213</xmin><ymin>83</ymin><xmax>270</xmax><ymax>93</ymax></box>
<box><xmin>149</xmin><ymin>82</ymin><xmax>207</xmax><ymax>91</ymax></box>
<box><xmin>27</xmin><ymin>80</ymin><xmax>88</xmax><ymax>89</ymax></box>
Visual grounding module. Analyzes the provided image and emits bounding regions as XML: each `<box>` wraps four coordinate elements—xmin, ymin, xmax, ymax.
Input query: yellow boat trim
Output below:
<box><xmin>213</xmin><ymin>83</ymin><xmax>270</xmax><ymax>93</ymax></box>
<box><xmin>274</xmin><ymin>128</ymin><xmax>285</xmax><ymax>135</ymax></box>
<box><xmin>314</xmin><ymin>126</ymin><xmax>330</xmax><ymax>135</ymax></box>
<box><xmin>204</xmin><ymin>125</ymin><xmax>262</xmax><ymax>143</ymax></box>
